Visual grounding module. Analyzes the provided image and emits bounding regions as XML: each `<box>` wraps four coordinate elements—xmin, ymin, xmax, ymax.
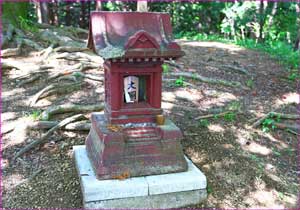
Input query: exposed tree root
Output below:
<box><xmin>30</xmin><ymin>82</ymin><xmax>82</xmax><ymax>106</ymax></box>
<box><xmin>2</xmin><ymin>61</ymin><xmax>20</xmax><ymax>70</ymax></box>
<box><xmin>17</xmin><ymin>74</ymin><xmax>42</xmax><ymax>87</ymax></box>
<box><xmin>18</xmin><ymin>38</ymin><xmax>43</xmax><ymax>51</ymax></box>
<box><xmin>27</xmin><ymin>121</ymin><xmax>59</xmax><ymax>130</ymax></box>
<box><xmin>41</xmin><ymin>103</ymin><xmax>104</xmax><ymax>120</ymax></box>
<box><xmin>2</xmin><ymin>46</ymin><xmax>21</xmax><ymax>57</ymax></box>
<box><xmin>13</xmin><ymin>114</ymin><xmax>86</xmax><ymax>160</ymax></box>
<box><xmin>167</xmin><ymin>72</ymin><xmax>246</xmax><ymax>89</ymax></box>
<box><xmin>2</xmin><ymin>24</ymin><xmax>15</xmax><ymax>48</ymax></box>
<box><xmin>39</xmin><ymin>43</ymin><xmax>56</xmax><ymax>60</ymax></box>
<box><xmin>54</xmin><ymin>46</ymin><xmax>89</xmax><ymax>53</ymax></box>
<box><xmin>48</xmin><ymin>63</ymin><xmax>100</xmax><ymax>81</ymax></box>
<box><xmin>27</xmin><ymin>120</ymin><xmax>91</xmax><ymax>131</ymax></box>
<box><xmin>53</xmin><ymin>52</ymin><xmax>103</xmax><ymax>64</ymax></box>
<box><xmin>166</xmin><ymin>60</ymin><xmax>250</xmax><ymax>75</ymax></box>
<box><xmin>64</xmin><ymin>121</ymin><xmax>91</xmax><ymax>131</ymax></box>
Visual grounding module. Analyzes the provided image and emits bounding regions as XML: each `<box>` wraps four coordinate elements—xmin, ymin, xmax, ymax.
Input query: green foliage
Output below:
<box><xmin>3</xmin><ymin>2</ymin><xmax>30</xmax><ymax>26</ymax></box>
<box><xmin>19</xmin><ymin>16</ymin><xmax>38</xmax><ymax>33</ymax></box>
<box><xmin>272</xmin><ymin>147</ymin><xmax>281</xmax><ymax>156</ymax></box>
<box><xmin>262</xmin><ymin>118</ymin><xmax>276</xmax><ymax>132</ymax></box>
<box><xmin>162</xmin><ymin>64</ymin><xmax>170</xmax><ymax>74</ymax></box>
<box><xmin>178</xmin><ymin>32</ymin><xmax>300</xmax><ymax>71</ymax></box>
<box><xmin>226</xmin><ymin>101</ymin><xmax>241</xmax><ymax>111</ymax></box>
<box><xmin>246</xmin><ymin>79</ymin><xmax>254</xmax><ymax>89</ymax></box>
<box><xmin>25</xmin><ymin>110</ymin><xmax>42</xmax><ymax>121</ymax></box>
<box><xmin>175</xmin><ymin>76</ymin><xmax>184</xmax><ymax>87</ymax></box>
<box><xmin>223</xmin><ymin>112</ymin><xmax>236</xmax><ymax>122</ymax></box>
<box><xmin>207</xmin><ymin>184</ymin><xmax>213</xmax><ymax>194</ymax></box>
<box><xmin>198</xmin><ymin>119</ymin><xmax>210</xmax><ymax>127</ymax></box>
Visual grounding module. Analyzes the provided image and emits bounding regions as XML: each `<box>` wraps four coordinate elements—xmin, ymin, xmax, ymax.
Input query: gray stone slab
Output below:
<box><xmin>85</xmin><ymin>189</ymin><xmax>207</xmax><ymax>209</ymax></box>
<box><xmin>146</xmin><ymin>156</ymin><xmax>207</xmax><ymax>195</ymax></box>
<box><xmin>74</xmin><ymin>145</ymin><xmax>148</xmax><ymax>202</ymax></box>
<box><xmin>73</xmin><ymin>145</ymin><xmax>207</xmax><ymax>208</ymax></box>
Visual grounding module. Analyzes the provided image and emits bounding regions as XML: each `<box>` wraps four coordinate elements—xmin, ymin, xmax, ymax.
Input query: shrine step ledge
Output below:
<box><xmin>73</xmin><ymin>145</ymin><xmax>207</xmax><ymax>208</ymax></box>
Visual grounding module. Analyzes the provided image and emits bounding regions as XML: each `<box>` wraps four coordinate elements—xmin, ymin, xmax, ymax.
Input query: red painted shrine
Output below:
<box><xmin>86</xmin><ymin>11</ymin><xmax>187</xmax><ymax>179</ymax></box>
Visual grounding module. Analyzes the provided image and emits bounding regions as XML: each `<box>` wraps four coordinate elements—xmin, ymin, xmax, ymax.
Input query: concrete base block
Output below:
<box><xmin>73</xmin><ymin>145</ymin><xmax>207</xmax><ymax>208</ymax></box>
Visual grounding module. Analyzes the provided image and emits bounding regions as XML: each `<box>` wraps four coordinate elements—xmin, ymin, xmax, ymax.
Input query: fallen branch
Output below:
<box><xmin>41</xmin><ymin>103</ymin><xmax>104</xmax><ymax>120</ymax></box>
<box><xmin>252</xmin><ymin>112</ymin><xmax>300</xmax><ymax>128</ymax></box>
<box><xmin>220</xmin><ymin>64</ymin><xmax>250</xmax><ymax>75</ymax></box>
<box><xmin>13</xmin><ymin>114</ymin><xmax>86</xmax><ymax>159</ymax></box>
<box><xmin>167</xmin><ymin>72</ymin><xmax>246</xmax><ymax>89</ymax></box>
<box><xmin>163</xmin><ymin>78</ymin><xmax>196</xmax><ymax>87</ymax></box>
<box><xmin>195</xmin><ymin>111</ymin><xmax>231</xmax><ymax>120</ymax></box>
<box><xmin>274</xmin><ymin>122</ymin><xmax>300</xmax><ymax>133</ymax></box>
<box><xmin>30</xmin><ymin>82</ymin><xmax>82</xmax><ymax>106</ymax></box>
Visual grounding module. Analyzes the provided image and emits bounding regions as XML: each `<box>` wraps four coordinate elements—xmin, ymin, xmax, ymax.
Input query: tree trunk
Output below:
<box><xmin>95</xmin><ymin>0</ymin><xmax>102</xmax><ymax>11</ymax></box>
<box><xmin>65</xmin><ymin>1</ymin><xmax>71</xmax><ymax>26</ymax></box>
<box><xmin>267</xmin><ymin>2</ymin><xmax>278</xmax><ymax>28</ymax></box>
<box><xmin>294</xmin><ymin>3</ymin><xmax>300</xmax><ymax>51</ymax></box>
<box><xmin>258</xmin><ymin>0</ymin><xmax>265</xmax><ymax>42</ymax></box>
<box><xmin>40</xmin><ymin>2</ymin><xmax>49</xmax><ymax>24</ymax></box>
<box><xmin>35</xmin><ymin>1</ymin><xmax>42</xmax><ymax>24</ymax></box>
<box><xmin>48</xmin><ymin>1</ymin><xmax>54</xmax><ymax>25</ymax></box>
<box><xmin>52</xmin><ymin>0</ymin><xmax>59</xmax><ymax>26</ymax></box>
<box><xmin>137</xmin><ymin>0</ymin><xmax>148</xmax><ymax>12</ymax></box>
<box><xmin>80</xmin><ymin>1</ymin><xmax>86</xmax><ymax>28</ymax></box>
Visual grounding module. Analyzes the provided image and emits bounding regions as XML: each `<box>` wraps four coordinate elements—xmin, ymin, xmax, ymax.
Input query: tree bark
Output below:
<box><xmin>40</xmin><ymin>2</ymin><xmax>49</xmax><ymax>24</ymax></box>
<box><xmin>294</xmin><ymin>3</ymin><xmax>300</xmax><ymax>51</ymax></box>
<box><xmin>80</xmin><ymin>1</ymin><xmax>86</xmax><ymax>28</ymax></box>
<box><xmin>65</xmin><ymin>1</ymin><xmax>71</xmax><ymax>26</ymax></box>
<box><xmin>258</xmin><ymin>0</ymin><xmax>265</xmax><ymax>42</ymax></box>
<box><xmin>34</xmin><ymin>1</ymin><xmax>42</xmax><ymax>24</ymax></box>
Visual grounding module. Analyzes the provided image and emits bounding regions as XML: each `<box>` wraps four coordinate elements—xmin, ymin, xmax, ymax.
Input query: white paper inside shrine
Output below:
<box><xmin>124</xmin><ymin>76</ymin><xmax>139</xmax><ymax>103</ymax></box>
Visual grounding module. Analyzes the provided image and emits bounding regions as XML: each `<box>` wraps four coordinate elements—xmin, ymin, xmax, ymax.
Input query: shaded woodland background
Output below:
<box><xmin>3</xmin><ymin>1</ymin><xmax>300</xmax><ymax>70</ymax></box>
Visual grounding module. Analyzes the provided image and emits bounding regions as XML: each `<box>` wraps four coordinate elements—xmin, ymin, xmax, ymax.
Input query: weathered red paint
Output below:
<box><xmin>86</xmin><ymin>11</ymin><xmax>187</xmax><ymax>180</ymax></box>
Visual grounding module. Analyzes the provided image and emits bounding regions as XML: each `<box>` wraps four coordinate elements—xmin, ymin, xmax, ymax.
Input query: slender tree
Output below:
<box><xmin>80</xmin><ymin>1</ymin><xmax>86</xmax><ymax>28</ymax></box>
<box><xmin>40</xmin><ymin>2</ymin><xmax>49</xmax><ymax>24</ymax></box>
<box><xmin>96</xmin><ymin>0</ymin><xmax>102</xmax><ymax>11</ymax></box>
<box><xmin>65</xmin><ymin>1</ymin><xmax>71</xmax><ymax>26</ymax></box>
<box><xmin>294</xmin><ymin>3</ymin><xmax>300</xmax><ymax>51</ymax></box>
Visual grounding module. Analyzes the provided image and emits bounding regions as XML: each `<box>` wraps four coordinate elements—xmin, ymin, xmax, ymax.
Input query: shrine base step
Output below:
<box><xmin>73</xmin><ymin>145</ymin><xmax>207</xmax><ymax>208</ymax></box>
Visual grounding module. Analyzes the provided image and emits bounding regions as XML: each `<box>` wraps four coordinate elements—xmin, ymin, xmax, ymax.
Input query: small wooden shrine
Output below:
<box><xmin>86</xmin><ymin>11</ymin><xmax>187</xmax><ymax>179</ymax></box>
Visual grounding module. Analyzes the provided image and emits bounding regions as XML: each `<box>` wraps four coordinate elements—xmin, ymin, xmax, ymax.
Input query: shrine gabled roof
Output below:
<box><xmin>87</xmin><ymin>11</ymin><xmax>185</xmax><ymax>60</ymax></box>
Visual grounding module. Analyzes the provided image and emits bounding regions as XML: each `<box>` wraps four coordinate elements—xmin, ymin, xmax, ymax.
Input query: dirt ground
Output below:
<box><xmin>2</xmin><ymin>38</ymin><xmax>299</xmax><ymax>208</ymax></box>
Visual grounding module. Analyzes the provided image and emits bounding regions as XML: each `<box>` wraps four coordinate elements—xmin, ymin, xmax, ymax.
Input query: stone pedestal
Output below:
<box><xmin>86</xmin><ymin>113</ymin><xmax>188</xmax><ymax>180</ymax></box>
<box><xmin>73</xmin><ymin>145</ymin><xmax>207</xmax><ymax>208</ymax></box>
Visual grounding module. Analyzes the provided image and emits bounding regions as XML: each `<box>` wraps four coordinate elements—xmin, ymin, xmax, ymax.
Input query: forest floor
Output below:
<box><xmin>2</xmin><ymin>26</ymin><xmax>299</xmax><ymax>208</ymax></box>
